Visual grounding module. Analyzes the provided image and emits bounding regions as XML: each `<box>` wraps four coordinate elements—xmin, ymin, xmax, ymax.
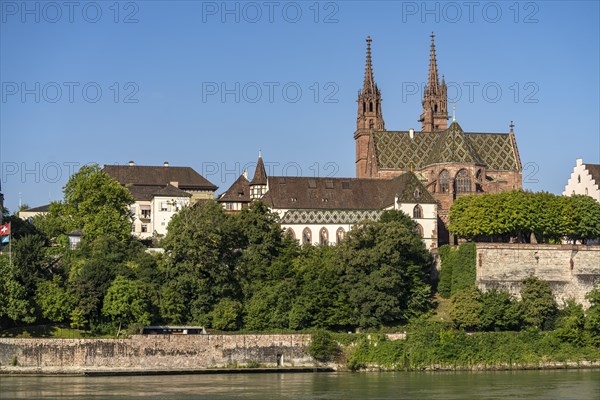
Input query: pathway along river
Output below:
<box><xmin>1</xmin><ymin>369</ymin><xmax>599</xmax><ymax>399</ymax></box>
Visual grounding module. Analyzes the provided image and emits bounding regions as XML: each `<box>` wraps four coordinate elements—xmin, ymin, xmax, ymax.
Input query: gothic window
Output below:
<box><xmin>415</xmin><ymin>223</ymin><xmax>424</xmax><ymax>237</ymax></box>
<box><xmin>434</xmin><ymin>104</ymin><xmax>438</xmax><ymax>112</ymax></box>
<box><xmin>455</xmin><ymin>169</ymin><xmax>472</xmax><ymax>194</ymax></box>
<box><xmin>413</xmin><ymin>205</ymin><xmax>423</xmax><ymax>219</ymax></box>
<box><xmin>475</xmin><ymin>169</ymin><xmax>484</xmax><ymax>193</ymax></box>
<box><xmin>369</xmin><ymin>102</ymin><xmax>373</xmax><ymax>112</ymax></box>
<box><xmin>319</xmin><ymin>227</ymin><xmax>329</xmax><ymax>246</ymax></box>
<box><xmin>302</xmin><ymin>228</ymin><xmax>312</xmax><ymax>245</ymax></box>
<box><xmin>336</xmin><ymin>227</ymin><xmax>345</xmax><ymax>244</ymax></box>
<box><xmin>363</xmin><ymin>102</ymin><xmax>366</xmax><ymax>113</ymax></box>
<box><xmin>369</xmin><ymin>119</ymin><xmax>374</xmax><ymax>129</ymax></box>
<box><xmin>285</xmin><ymin>228</ymin><xmax>296</xmax><ymax>240</ymax></box>
<box><xmin>439</xmin><ymin>170</ymin><xmax>450</xmax><ymax>193</ymax></box>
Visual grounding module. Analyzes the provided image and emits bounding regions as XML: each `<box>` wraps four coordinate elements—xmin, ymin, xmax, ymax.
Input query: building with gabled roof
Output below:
<box><xmin>220</xmin><ymin>153</ymin><xmax>438</xmax><ymax>250</ymax></box>
<box><xmin>355</xmin><ymin>34</ymin><xmax>522</xmax><ymax>245</ymax></box>
<box><xmin>563</xmin><ymin>159</ymin><xmax>600</xmax><ymax>202</ymax></box>
<box><xmin>104</xmin><ymin>161</ymin><xmax>217</xmax><ymax>239</ymax></box>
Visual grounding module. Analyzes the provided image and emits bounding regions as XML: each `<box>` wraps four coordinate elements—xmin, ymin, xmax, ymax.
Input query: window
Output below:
<box><xmin>319</xmin><ymin>227</ymin><xmax>329</xmax><ymax>246</ymax></box>
<box><xmin>302</xmin><ymin>228</ymin><xmax>312</xmax><ymax>245</ymax></box>
<box><xmin>160</xmin><ymin>202</ymin><xmax>168</xmax><ymax>212</ymax></box>
<box><xmin>369</xmin><ymin>102</ymin><xmax>373</xmax><ymax>112</ymax></box>
<box><xmin>439</xmin><ymin>170</ymin><xmax>450</xmax><ymax>193</ymax></box>
<box><xmin>336</xmin><ymin>228</ymin><xmax>345</xmax><ymax>244</ymax></box>
<box><xmin>454</xmin><ymin>169</ymin><xmax>471</xmax><ymax>194</ymax></box>
<box><xmin>578</xmin><ymin>175</ymin><xmax>581</xmax><ymax>183</ymax></box>
<box><xmin>413</xmin><ymin>205</ymin><xmax>423</xmax><ymax>219</ymax></box>
<box><xmin>415</xmin><ymin>224</ymin><xmax>424</xmax><ymax>237</ymax></box>
<box><xmin>141</xmin><ymin>209</ymin><xmax>151</xmax><ymax>219</ymax></box>
<box><xmin>131</xmin><ymin>224</ymin><xmax>136</xmax><ymax>233</ymax></box>
<box><xmin>285</xmin><ymin>228</ymin><xmax>296</xmax><ymax>240</ymax></box>
<box><xmin>369</xmin><ymin>119</ymin><xmax>374</xmax><ymax>129</ymax></box>
<box><xmin>225</xmin><ymin>202</ymin><xmax>234</xmax><ymax>211</ymax></box>
<box><xmin>141</xmin><ymin>224</ymin><xmax>148</xmax><ymax>233</ymax></box>
<box><xmin>585</xmin><ymin>188</ymin><xmax>589</xmax><ymax>195</ymax></box>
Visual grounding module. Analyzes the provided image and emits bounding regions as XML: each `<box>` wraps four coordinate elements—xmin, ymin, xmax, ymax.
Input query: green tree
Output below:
<box><xmin>61</xmin><ymin>164</ymin><xmax>134</xmax><ymax>243</ymax></box>
<box><xmin>562</xmin><ymin>195</ymin><xmax>600</xmax><ymax>243</ymax></box>
<box><xmin>160</xmin><ymin>201</ymin><xmax>239</xmax><ymax>325</ymax></box>
<box><xmin>102</xmin><ymin>276</ymin><xmax>151</xmax><ymax>335</ymax></box>
<box><xmin>584</xmin><ymin>284</ymin><xmax>600</xmax><ymax>346</ymax></box>
<box><xmin>338</xmin><ymin>210</ymin><xmax>433</xmax><ymax>328</ymax></box>
<box><xmin>308</xmin><ymin>330</ymin><xmax>340</xmax><ymax>363</ymax></box>
<box><xmin>12</xmin><ymin>234</ymin><xmax>49</xmax><ymax>295</ymax></box>
<box><xmin>479</xmin><ymin>289</ymin><xmax>521</xmax><ymax>331</ymax></box>
<box><xmin>555</xmin><ymin>299</ymin><xmax>585</xmax><ymax>345</ymax></box>
<box><xmin>519</xmin><ymin>276</ymin><xmax>558</xmax><ymax>330</ymax></box>
<box><xmin>212</xmin><ymin>298</ymin><xmax>243</xmax><ymax>331</ymax></box>
<box><xmin>449</xmin><ymin>287</ymin><xmax>481</xmax><ymax>331</ymax></box>
<box><xmin>35</xmin><ymin>276</ymin><xmax>75</xmax><ymax>323</ymax></box>
<box><xmin>0</xmin><ymin>256</ymin><xmax>35</xmax><ymax>326</ymax></box>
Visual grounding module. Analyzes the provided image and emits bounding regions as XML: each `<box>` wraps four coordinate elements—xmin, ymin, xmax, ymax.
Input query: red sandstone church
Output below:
<box><xmin>355</xmin><ymin>34</ymin><xmax>522</xmax><ymax>244</ymax></box>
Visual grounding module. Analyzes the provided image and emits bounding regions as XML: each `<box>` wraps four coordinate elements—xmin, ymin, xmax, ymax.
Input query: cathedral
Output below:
<box><xmin>219</xmin><ymin>34</ymin><xmax>522</xmax><ymax>248</ymax></box>
<box><xmin>355</xmin><ymin>34</ymin><xmax>522</xmax><ymax>244</ymax></box>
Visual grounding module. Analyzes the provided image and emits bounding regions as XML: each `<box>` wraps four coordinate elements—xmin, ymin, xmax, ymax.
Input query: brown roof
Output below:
<box><xmin>127</xmin><ymin>184</ymin><xmax>191</xmax><ymax>201</ymax></box>
<box><xmin>250</xmin><ymin>156</ymin><xmax>268</xmax><ymax>185</ymax></box>
<box><xmin>218</xmin><ymin>174</ymin><xmax>251</xmax><ymax>203</ymax></box>
<box><xmin>585</xmin><ymin>163</ymin><xmax>600</xmax><ymax>186</ymax></box>
<box><xmin>104</xmin><ymin>165</ymin><xmax>217</xmax><ymax>191</ymax></box>
<box><xmin>262</xmin><ymin>173</ymin><xmax>435</xmax><ymax>210</ymax></box>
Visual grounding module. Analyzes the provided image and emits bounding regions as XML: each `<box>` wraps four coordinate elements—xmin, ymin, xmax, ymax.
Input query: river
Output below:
<box><xmin>1</xmin><ymin>369</ymin><xmax>599</xmax><ymax>399</ymax></box>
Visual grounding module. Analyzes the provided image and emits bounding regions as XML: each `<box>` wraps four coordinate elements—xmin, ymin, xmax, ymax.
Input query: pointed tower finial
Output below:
<box><xmin>363</xmin><ymin>35</ymin><xmax>376</xmax><ymax>94</ymax></box>
<box><xmin>258</xmin><ymin>149</ymin><xmax>262</xmax><ymax>158</ymax></box>
<box><xmin>452</xmin><ymin>103</ymin><xmax>456</xmax><ymax>122</ymax></box>
<box><xmin>509</xmin><ymin>121</ymin><xmax>514</xmax><ymax>132</ymax></box>
<box><xmin>420</xmin><ymin>32</ymin><xmax>448</xmax><ymax>132</ymax></box>
<box><xmin>427</xmin><ymin>31</ymin><xmax>439</xmax><ymax>92</ymax></box>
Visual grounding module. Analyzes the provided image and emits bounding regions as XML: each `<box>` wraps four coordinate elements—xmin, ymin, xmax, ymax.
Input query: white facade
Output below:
<box><xmin>131</xmin><ymin>196</ymin><xmax>190</xmax><ymax>239</ymax></box>
<box><xmin>563</xmin><ymin>159</ymin><xmax>600</xmax><ymax>202</ymax></box>
<box><xmin>275</xmin><ymin>200</ymin><xmax>437</xmax><ymax>250</ymax></box>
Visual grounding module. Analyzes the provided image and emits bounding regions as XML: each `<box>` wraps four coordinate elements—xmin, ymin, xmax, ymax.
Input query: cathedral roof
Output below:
<box><xmin>261</xmin><ymin>172</ymin><xmax>435</xmax><ymax>210</ymax></box>
<box><xmin>372</xmin><ymin>122</ymin><xmax>521</xmax><ymax>172</ymax></box>
<box><xmin>218</xmin><ymin>174</ymin><xmax>251</xmax><ymax>203</ymax></box>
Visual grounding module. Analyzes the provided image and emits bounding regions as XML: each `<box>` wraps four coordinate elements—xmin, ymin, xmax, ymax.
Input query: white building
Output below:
<box><xmin>104</xmin><ymin>162</ymin><xmax>218</xmax><ymax>239</ymax></box>
<box><xmin>219</xmin><ymin>154</ymin><xmax>438</xmax><ymax>250</ymax></box>
<box><xmin>563</xmin><ymin>158</ymin><xmax>600</xmax><ymax>202</ymax></box>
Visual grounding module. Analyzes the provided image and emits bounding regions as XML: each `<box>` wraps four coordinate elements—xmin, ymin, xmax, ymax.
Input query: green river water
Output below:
<box><xmin>1</xmin><ymin>369</ymin><xmax>599</xmax><ymax>399</ymax></box>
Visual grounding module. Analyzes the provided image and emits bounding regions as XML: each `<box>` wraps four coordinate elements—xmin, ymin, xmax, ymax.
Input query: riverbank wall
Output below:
<box><xmin>0</xmin><ymin>334</ymin><xmax>314</xmax><ymax>374</ymax></box>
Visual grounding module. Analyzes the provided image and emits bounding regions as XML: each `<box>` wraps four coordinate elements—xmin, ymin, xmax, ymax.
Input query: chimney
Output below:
<box><xmin>409</xmin><ymin>128</ymin><xmax>415</xmax><ymax>139</ymax></box>
<box><xmin>128</xmin><ymin>160</ymin><xmax>135</xmax><ymax>166</ymax></box>
<box><xmin>164</xmin><ymin>161</ymin><xmax>169</xmax><ymax>167</ymax></box>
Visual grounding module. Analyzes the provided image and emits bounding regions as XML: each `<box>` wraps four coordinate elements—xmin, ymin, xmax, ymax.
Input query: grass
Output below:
<box><xmin>0</xmin><ymin>324</ymin><xmax>116</xmax><ymax>339</ymax></box>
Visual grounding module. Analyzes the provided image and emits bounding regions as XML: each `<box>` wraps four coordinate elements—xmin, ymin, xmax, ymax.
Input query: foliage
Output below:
<box><xmin>212</xmin><ymin>298</ymin><xmax>243</xmax><ymax>331</ymax></box>
<box><xmin>448</xmin><ymin>190</ymin><xmax>600</xmax><ymax>243</ymax></box>
<box><xmin>584</xmin><ymin>284</ymin><xmax>600</xmax><ymax>346</ymax></box>
<box><xmin>308</xmin><ymin>330</ymin><xmax>340</xmax><ymax>363</ymax></box>
<box><xmin>56</xmin><ymin>164</ymin><xmax>134</xmax><ymax>243</ymax></box>
<box><xmin>449</xmin><ymin>288</ymin><xmax>481</xmax><ymax>330</ymax></box>
<box><xmin>338</xmin><ymin>210</ymin><xmax>433</xmax><ymax>329</ymax></box>
<box><xmin>555</xmin><ymin>299</ymin><xmax>585</xmax><ymax>346</ymax></box>
<box><xmin>102</xmin><ymin>276</ymin><xmax>152</xmax><ymax>333</ymax></box>
<box><xmin>437</xmin><ymin>243</ymin><xmax>476</xmax><ymax>298</ymax></box>
<box><xmin>0</xmin><ymin>256</ymin><xmax>36</xmax><ymax>326</ymax></box>
<box><xmin>520</xmin><ymin>276</ymin><xmax>558</xmax><ymax>330</ymax></box>
<box><xmin>35</xmin><ymin>276</ymin><xmax>74</xmax><ymax>323</ymax></box>
<box><xmin>479</xmin><ymin>289</ymin><xmax>522</xmax><ymax>331</ymax></box>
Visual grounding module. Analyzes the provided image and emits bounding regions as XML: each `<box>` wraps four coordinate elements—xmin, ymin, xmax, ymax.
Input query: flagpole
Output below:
<box><xmin>8</xmin><ymin>222</ymin><xmax>11</xmax><ymax>267</ymax></box>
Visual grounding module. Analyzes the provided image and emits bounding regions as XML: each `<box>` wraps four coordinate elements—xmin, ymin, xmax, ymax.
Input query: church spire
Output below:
<box><xmin>427</xmin><ymin>32</ymin><xmax>440</xmax><ymax>94</ymax></box>
<box><xmin>363</xmin><ymin>36</ymin><xmax>376</xmax><ymax>95</ymax></box>
<box><xmin>419</xmin><ymin>32</ymin><xmax>449</xmax><ymax>132</ymax></box>
<box><xmin>355</xmin><ymin>36</ymin><xmax>385</xmax><ymax>178</ymax></box>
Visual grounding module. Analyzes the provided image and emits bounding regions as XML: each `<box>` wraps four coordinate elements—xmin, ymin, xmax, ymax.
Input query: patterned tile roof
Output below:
<box><xmin>281</xmin><ymin>209</ymin><xmax>384</xmax><ymax>224</ymax></box>
<box><xmin>262</xmin><ymin>172</ymin><xmax>435</xmax><ymax>211</ymax></box>
<box><xmin>372</xmin><ymin>121</ymin><xmax>521</xmax><ymax>171</ymax></box>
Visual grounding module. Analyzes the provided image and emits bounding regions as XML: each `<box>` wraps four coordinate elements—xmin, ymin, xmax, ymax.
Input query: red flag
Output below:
<box><xmin>0</xmin><ymin>224</ymin><xmax>10</xmax><ymax>236</ymax></box>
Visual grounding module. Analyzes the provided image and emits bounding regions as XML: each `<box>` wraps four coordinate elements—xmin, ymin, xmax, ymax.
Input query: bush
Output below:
<box><xmin>437</xmin><ymin>243</ymin><xmax>476</xmax><ymax>298</ymax></box>
<box><xmin>212</xmin><ymin>298</ymin><xmax>243</xmax><ymax>331</ymax></box>
<box><xmin>308</xmin><ymin>330</ymin><xmax>340</xmax><ymax>363</ymax></box>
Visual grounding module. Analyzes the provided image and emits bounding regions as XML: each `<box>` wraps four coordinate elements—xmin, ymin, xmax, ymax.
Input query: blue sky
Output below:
<box><xmin>1</xmin><ymin>0</ymin><xmax>599</xmax><ymax>212</ymax></box>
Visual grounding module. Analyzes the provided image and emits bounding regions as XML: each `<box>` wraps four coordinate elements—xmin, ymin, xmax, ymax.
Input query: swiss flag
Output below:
<box><xmin>0</xmin><ymin>224</ymin><xmax>10</xmax><ymax>236</ymax></box>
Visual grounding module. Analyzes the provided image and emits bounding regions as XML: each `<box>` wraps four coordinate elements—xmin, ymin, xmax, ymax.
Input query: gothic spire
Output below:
<box><xmin>363</xmin><ymin>36</ymin><xmax>376</xmax><ymax>94</ymax></box>
<box><xmin>427</xmin><ymin>32</ymin><xmax>440</xmax><ymax>94</ymax></box>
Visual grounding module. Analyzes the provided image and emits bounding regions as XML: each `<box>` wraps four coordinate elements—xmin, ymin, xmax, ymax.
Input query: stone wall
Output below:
<box><xmin>476</xmin><ymin>243</ymin><xmax>600</xmax><ymax>308</ymax></box>
<box><xmin>0</xmin><ymin>334</ymin><xmax>313</xmax><ymax>372</ymax></box>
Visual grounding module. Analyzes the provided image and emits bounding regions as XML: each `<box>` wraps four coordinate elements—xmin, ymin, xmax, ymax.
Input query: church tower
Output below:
<box><xmin>355</xmin><ymin>36</ymin><xmax>384</xmax><ymax>178</ymax></box>
<box><xmin>419</xmin><ymin>33</ymin><xmax>449</xmax><ymax>132</ymax></box>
